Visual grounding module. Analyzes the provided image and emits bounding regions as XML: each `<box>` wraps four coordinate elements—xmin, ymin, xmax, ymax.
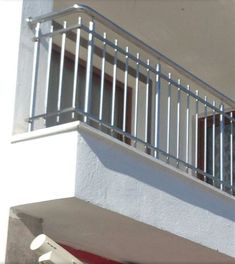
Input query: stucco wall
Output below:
<box><xmin>74</xmin><ymin>124</ymin><xmax>235</xmax><ymax>258</ymax></box>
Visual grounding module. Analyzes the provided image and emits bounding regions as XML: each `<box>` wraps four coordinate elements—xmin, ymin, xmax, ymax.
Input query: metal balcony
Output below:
<box><xmin>27</xmin><ymin>4</ymin><xmax>235</xmax><ymax>195</ymax></box>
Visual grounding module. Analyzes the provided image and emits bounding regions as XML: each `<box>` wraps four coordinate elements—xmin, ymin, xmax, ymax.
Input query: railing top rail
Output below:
<box><xmin>27</xmin><ymin>3</ymin><xmax>235</xmax><ymax>108</ymax></box>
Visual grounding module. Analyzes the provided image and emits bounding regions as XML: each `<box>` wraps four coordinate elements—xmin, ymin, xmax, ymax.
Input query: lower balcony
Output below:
<box><xmin>8</xmin><ymin>121</ymin><xmax>235</xmax><ymax>263</ymax></box>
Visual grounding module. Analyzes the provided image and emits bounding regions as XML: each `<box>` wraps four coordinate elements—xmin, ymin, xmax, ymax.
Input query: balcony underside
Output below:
<box><xmin>9</xmin><ymin>197</ymin><xmax>235</xmax><ymax>264</ymax></box>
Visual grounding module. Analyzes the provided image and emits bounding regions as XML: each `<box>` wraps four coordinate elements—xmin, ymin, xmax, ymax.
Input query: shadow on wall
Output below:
<box><xmin>78</xmin><ymin>129</ymin><xmax>235</xmax><ymax>222</ymax></box>
<box><xmin>5</xmin><ymin>208</ymin><xmax>43</xmax><ymax>264</ymax></box>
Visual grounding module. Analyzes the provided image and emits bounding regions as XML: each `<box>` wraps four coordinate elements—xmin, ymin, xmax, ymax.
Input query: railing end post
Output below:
<box><xmin>73</xmin><ymin>4</ymin><xmax>79</xmax><ymax>9</ymax></box>
<box><xmin>26</xmin><ymin>17</ymin><xmax>32</xmax><ymax>23</ymax></box>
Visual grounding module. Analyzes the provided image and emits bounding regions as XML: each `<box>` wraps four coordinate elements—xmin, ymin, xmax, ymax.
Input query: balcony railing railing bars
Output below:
<box><xmin>27</xmin><ymin>4</ymin><xmax>235</xmax><ymax>195</ymax></box>
<box><xmin>26</xmin><ymin>4</ymin><xmax>235</xmax><ymax>108</ymax></box>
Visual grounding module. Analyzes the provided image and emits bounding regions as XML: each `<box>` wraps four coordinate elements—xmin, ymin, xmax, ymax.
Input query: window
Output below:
<box><xmin>198</xmin><ymin>111</ymin><xmax>235</xmax><ymax>192</ymax></box>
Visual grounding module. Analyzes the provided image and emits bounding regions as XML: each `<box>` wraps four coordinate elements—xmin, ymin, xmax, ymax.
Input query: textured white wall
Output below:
<box><xmin>74</xmin><ymin>124</ymin><xmax>235</xmax><ymax>258</ymax></box>
<box><xmin>8</xmin><ymin>121</ymin><xmax>235</xmax><ymax>260</ymax></box>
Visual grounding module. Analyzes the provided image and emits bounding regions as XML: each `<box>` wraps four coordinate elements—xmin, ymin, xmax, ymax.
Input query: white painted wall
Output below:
<box><xmin>0</xmin><ymin>0</ymin><xmax>55</xmax><ymax>261</ymax></box>
<box><xmin>74</xmin><ymin>123</ymin><xmax>235</xmax><ymax>258</ymax></box>
<box><xmin>13</xmin><ymin>0</ymin><xmax>54</xmax><ymax>134</ymax></box>
<box><xmin>2</xmin><ymin>125</ymin><xmax>79</xmax><ymax>262</ymax></box>
<box><xmin>0</xmin><ymin>0</ymin><xmax>23</xmax><ymax>261</ymax></box>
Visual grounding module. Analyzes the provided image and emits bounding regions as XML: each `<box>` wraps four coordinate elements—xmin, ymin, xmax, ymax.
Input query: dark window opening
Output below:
<box><xmin>198</xmin><ymin>111</ymin><xmax>235</xmax><ymax>193</ymax></box>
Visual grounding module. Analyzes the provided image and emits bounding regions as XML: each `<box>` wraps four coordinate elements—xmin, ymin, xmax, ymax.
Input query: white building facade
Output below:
<box><xmin>1</xmin><ymin>0</ymin><xmax>235</xmax><ymax>263</ymax></box>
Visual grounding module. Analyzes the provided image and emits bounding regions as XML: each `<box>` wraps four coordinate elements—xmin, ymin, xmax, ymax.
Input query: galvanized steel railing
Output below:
<box><xmin>27</xmin><ymin>4</ymin><xmax>235</xmax><ymax>195</ymax></box>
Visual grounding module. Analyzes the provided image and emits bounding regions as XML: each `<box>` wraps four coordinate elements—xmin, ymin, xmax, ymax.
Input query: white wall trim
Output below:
<box><xmin>11</xmin><ymin>121</ymin><xmax>235</xmax><ymax>203</ymax></box>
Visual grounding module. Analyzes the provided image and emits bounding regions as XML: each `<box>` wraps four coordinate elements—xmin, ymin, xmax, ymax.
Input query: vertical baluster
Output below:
<box><xmin>144</xmin><ymin>59</ymin><xmax>150</xmax><ymax>150</ymax></box>
<box><xmin>220</xmin><ymin>104</ymin><xmax>224</xmax><ymax>190</ymax></box>
<box><xmin>166</xmin><ymin>73</ymin><xmax>172</xmax><ymax>163</ymax></box>
<box><xmin>133</xmin><ymin>53</ymin><xmax>140</xmax><ymax>144</ymax></box>
<box><xmin>84</xmin><ymin>20</ymin><xmax>95</xmax><ymax>123</ymax></box>
<box><xmin>29</xmin><ymin>22</ymin><xmax>41</xmax><ymax>131</ymax></box>
<box><xmin>204</xmin><ymin>96</ymin><xmax>208</xmax><ymax>181</ymax></box>
<box><xmin>57</xmin><ymin>21</ymin><xmax>67</xmax><ymax>123</ymax></box>
<box><xmin>212</xmin><ymin>100</ymin><xmax>216</xmax><ymax>185</ymax></box>
<box><xmin>195</xmin><ymin>90</ymin><xmax>199</xmax><ymax>174</ymax></box>
<box><xmin>44</xmin><ymin>25</ymin><xmax>53</xmax><ymax>125</ymax></box>
<box><xmin>122</xmin><ymin>46</ymin><xmax>129</xmax><ymax>133</ymax></box>
<box><xmin>176</xmin><ymin>79</ymin><xmax>181</xmax><ymax>167</ymax></box>
<box><xmin>185</xmin><ymin>85</ymin><xmax>190</xmax><ymax>171</ymax></box>
<box><xmin>72</xmin><ymin>17</ymin><xmax>82</xmax><ymax>119</ymax></box>
<box><xmin>154</xmin><ymin>64</ymin><xmax>161</xmax><ymax>158</ymax></box>
<box><xmin>99</xmin><ymin>32</ymin><xmax>107</xmax><ymax>125</ymax></box>
<box><xmin>230</xmin><ymin>111</ymin><xmax>233</xmax><ymax>193</ymax></box>
<box><xmin>111</xmin><ymin>39</ymin><xmax>118</xmax><ymax>129</ymax></box>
